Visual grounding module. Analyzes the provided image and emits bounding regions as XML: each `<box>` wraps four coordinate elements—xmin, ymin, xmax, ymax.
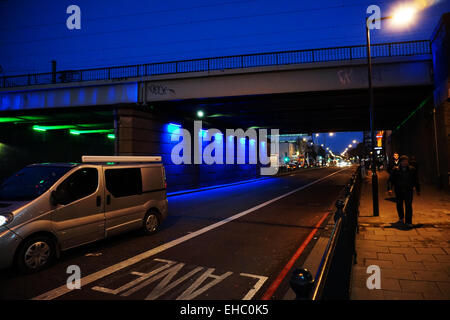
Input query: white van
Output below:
<box><xmin>0</xmin><ymin>156</ymin><xmax>168</xmax><ymax>273</ymax></box>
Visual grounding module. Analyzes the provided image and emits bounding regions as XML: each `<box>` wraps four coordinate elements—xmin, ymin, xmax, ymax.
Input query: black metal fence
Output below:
<box><xmin>1</xmin><ymin>40</ymin><xmax>430</xmax><ymax>89</ymax></box>
<box><xmin>290</xmin><ymin>166</ymin><xmax>362</xmax><ymax>300</ymax></box>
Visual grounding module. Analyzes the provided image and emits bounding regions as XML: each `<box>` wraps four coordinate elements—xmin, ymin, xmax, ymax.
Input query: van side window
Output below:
<box><xmin>105</xmin><ymin>168</ymin><xmax>142</xmax><ymax>198</ymax></box>
<box><xmin>57</xmin><ymin>168</ymin><xmax>98</xmax><ymax>205</ymax></box>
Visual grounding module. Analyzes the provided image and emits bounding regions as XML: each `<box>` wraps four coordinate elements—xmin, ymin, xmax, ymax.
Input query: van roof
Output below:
<box><xmin>28</xmin><ymin>162</ymin><xmax>162</xmax><ymax>167</ymax></box>
<box><xmin>82</xmin><ymin>155</ymin><xmax>162</xmax><ymax>163</ymax></box>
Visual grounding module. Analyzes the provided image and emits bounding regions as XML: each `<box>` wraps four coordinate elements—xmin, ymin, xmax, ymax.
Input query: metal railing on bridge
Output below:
<box><xmin>290</xmin><ymin>166</ymin><xmax>362</xmax><ymax>300</ymax></box>
<box><xmin>1</xmin><ymin>40</ymin><xmax>431</xmax><ymax>89</ymax></box>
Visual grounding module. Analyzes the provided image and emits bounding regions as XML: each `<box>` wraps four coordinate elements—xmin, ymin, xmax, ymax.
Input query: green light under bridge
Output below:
<box><xmin>0</xmin><ymin>117</ymin><xmax>23</xmax><ymax>123</ymax></box>
<box><xmin>70</xmin><ymin>129</ymin><xmax>114</xmax><ymax>135</ymax></box>
<box><xmin>33</xmin><ymin>125</ymin><xmax>76</xmax><ymax>132</ymax></box>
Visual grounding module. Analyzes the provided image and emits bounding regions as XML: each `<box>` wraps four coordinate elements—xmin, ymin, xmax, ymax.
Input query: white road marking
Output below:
<box><xmin>176</xmin><ymin>268</ymin><xmax>233</xmax><ymax>300</ymax></box>
<box><xmin>141</xmin><ymin>264</ymin><xmax>203</xmax><ymax>300</ymax></box>
<box><xmin>240</xmin><ymin>273</ymin><xmax>268</xmax><ymax>300</ymax></box>
<box><xmin>32</xmin><ymin>169</ymin><xmax>347</xmax><ymax>300</ymax></box>
<box><xmin>94</xmin><ymin>258</ymin><xmax>233</xmax><ymax>300</ymax></box>
<box><xmin>91</xmin><ymin>258</ymin><xmax>176</xmax><ymax>295</ymax></box>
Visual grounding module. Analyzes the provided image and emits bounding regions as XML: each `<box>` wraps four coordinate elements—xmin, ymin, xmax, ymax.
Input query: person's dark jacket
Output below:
<box><xmin>388</xmin><ymin>166</ymin><xmax>420</xmax><ymax>194</ymax></box>
<box><xmin>387</xmin><ymin>159</ymin><xmax>400</xmax><ymax>174</ymax></box>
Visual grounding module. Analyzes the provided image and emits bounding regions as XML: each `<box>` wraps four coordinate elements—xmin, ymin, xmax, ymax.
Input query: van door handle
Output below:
<box><xmin>96</xmin><ymin>196</ymin><xmax>101</xmax><ymax>207</ymax></box>
<box><xmin>106</xmin><ymin>195</ymin><xmax>111</xmax><ymax>205</ymax></box>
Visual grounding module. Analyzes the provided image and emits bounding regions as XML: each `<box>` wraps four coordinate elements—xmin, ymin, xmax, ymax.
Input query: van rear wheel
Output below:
<box><xmin>143</xmin><ymin>211</ymin><xmax>160</xmax><ymax>235</ymax></box>
<box><xmin>16</xmin><ymin>235</ymin><xmax>56</xmax><ymax>274</ymax></box>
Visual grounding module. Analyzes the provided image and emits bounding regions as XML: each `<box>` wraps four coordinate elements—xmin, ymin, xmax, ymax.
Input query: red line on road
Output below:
<box><xmin>260</xmin><ymin>211</ymin><xmax>330</xmax><ymax>300</ymax></box>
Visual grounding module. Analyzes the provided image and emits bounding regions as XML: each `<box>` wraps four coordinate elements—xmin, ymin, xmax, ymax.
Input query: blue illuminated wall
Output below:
<box><xmin>0</xmin><ymin>82</ymin><xmax>138</xmax><ymax>111</ymax></box>
<box><xmin>116</xmin><ymin>108</ymin><xmax>260</xmax><ymax>192</ymax></box>
<box><xmin>162</xmin><ymin>123</ymin><xmax>260</xmax><ymax>192</ymax></box>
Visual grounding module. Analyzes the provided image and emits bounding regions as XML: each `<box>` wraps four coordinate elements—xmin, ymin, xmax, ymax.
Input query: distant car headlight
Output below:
<box><xmin>0</xmin><ymin>213</ymin><xmax>13</xmax><ymax>227</ymax></box>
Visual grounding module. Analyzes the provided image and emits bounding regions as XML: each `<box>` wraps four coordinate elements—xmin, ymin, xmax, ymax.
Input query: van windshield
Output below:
<box><xmin>0</xmin><ymin>166</ymin><xmax>72</xmax><ymax>201</ymax></box>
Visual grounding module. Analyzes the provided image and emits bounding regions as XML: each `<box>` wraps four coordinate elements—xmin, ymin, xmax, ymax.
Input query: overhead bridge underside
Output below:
<box><xmin>0</xmin><ymin>41</ymin><xmax>433</xmax><ymax>133</ymax></box>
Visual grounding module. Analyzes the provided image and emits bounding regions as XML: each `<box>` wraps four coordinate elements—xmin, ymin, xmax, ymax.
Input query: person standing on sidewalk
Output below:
<box><xmin>387</xmin><ymin>152</ymin><xmax>400</xmax><ymax>193</ymax></box>
<box><xmin>387</xmin><ymin>152</ymin><xmax>400</xmax><ymax>173</ymax></box>
<box><xmin>388</xmin><ymin>155</ymin><xmax>421</xmax><ymax>228</ymax></box>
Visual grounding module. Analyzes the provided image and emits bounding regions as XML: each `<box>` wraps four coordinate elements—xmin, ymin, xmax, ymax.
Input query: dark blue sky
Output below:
<box><xmin>1</xmin><ymin>0</ymin><xmax>448</xmax><ymax>75</ymax></box>
<box><xmin>0</xmin><ymin>0</ymin><xmax>448</xmax><ymax>152</ymax></box>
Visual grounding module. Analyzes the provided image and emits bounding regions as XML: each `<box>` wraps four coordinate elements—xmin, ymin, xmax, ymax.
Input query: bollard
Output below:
<box><xmin>290</xmin><ymin>268</ymin><xmax>314</xmax><ymax>300</ymax></box>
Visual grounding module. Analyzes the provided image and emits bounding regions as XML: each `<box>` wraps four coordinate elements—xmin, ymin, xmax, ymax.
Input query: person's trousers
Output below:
<box><xmin>395</xmin><ymin>189</ymin><xmax>413</xmax><ymax>224</ymax></box>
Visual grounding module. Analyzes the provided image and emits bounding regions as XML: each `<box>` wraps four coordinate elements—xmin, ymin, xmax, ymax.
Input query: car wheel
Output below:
<box><xmin>143</xmin><ymin>211</ymin><xmax>160</xmax><ymax>235</ymax></box>
<box><xmin>16</xmin><ymin>235</ymin><xmax>56</xmax><ymax>274</ymax></box>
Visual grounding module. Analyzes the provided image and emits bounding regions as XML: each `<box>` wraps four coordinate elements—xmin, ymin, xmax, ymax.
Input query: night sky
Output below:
<box><xmin>313</xmin><ymin>132</ymin><xmax>364</xmax><ymax>156</ymax></box>
<box><xmin>1</xmin><ymin>0</ymin><xmax>448</xmax><ymax>153</ymax></box>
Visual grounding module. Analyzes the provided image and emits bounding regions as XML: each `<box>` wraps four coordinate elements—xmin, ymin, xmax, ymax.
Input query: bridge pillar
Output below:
<box><xmin>115</xmin><ymin>107</ymin><xmax>163</xmax><ymax>156</ymax></box>
<box><xmin>114</xmin><ymin>107</ymin><xmax>200</xmax><ymax>192</ymax></box>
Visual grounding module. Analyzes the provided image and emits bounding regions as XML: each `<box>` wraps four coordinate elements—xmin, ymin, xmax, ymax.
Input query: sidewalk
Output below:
<box><xmin>350</xmin><ymin>170</ymin><xmax>450</xmax><ymax>300</ymax></box>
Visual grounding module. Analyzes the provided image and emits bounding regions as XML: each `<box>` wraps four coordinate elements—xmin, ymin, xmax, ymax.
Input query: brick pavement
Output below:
<box><xmin>350</xmin><ymin>170</ymin><xmax>450</xmax><ymax>300</ymax></box>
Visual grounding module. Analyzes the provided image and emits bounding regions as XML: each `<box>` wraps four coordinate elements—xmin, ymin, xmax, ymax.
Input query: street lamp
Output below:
<box><xmin>392</xmin><ymin>5</ymin><xmax>417</xmax><ymax>26</ymax></box>
<box><xmin>365</xmin><ymin>5</ymin><xmax>416</xmax><ymax>216</ymax></box>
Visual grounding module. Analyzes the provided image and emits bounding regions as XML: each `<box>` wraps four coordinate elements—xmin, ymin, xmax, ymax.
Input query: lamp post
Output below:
<box><xmin>365</xmin><ymin>5</ymin><xmax>417</xmax><ymax>217</ymax></box>
<box><xmin>366</xmin><ymin>16</ymin><xmax>383</xmax><ymax>216</ymax></box>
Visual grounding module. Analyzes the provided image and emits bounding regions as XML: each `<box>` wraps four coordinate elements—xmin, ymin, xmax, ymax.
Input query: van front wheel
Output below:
<box><xmin>16</xmin><ymin>235</ymin><xmax>56</xmax><ymax>273</ymax></box>
<box><xmin>143</xmin><ymin>211</ymin><xmax>160</xmax><ymax>235</ymax></box>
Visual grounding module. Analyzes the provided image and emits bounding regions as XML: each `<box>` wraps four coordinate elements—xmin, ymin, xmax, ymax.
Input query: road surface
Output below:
<box><xmin>0</xmin><ymin>166</ymin><xmax>355</xmax><ymax>300</ymax></box>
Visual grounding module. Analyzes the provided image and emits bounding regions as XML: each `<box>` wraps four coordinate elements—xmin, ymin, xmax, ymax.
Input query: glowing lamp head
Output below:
<box><xmin>392</xmin><ymin>6</ymin><xmax>417</xmax><ymax>26</ymax></box>
<box><xmin>197</xmin><ymin>110</ymin><xmax>204</xmax><ymax>118</ymax></box>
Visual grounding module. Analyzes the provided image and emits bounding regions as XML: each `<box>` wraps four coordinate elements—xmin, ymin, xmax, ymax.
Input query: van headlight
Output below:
<box><xmin>0</xmin><ymin>213</ymin><xmax>13</xmax><ymax>227</ymax></box>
